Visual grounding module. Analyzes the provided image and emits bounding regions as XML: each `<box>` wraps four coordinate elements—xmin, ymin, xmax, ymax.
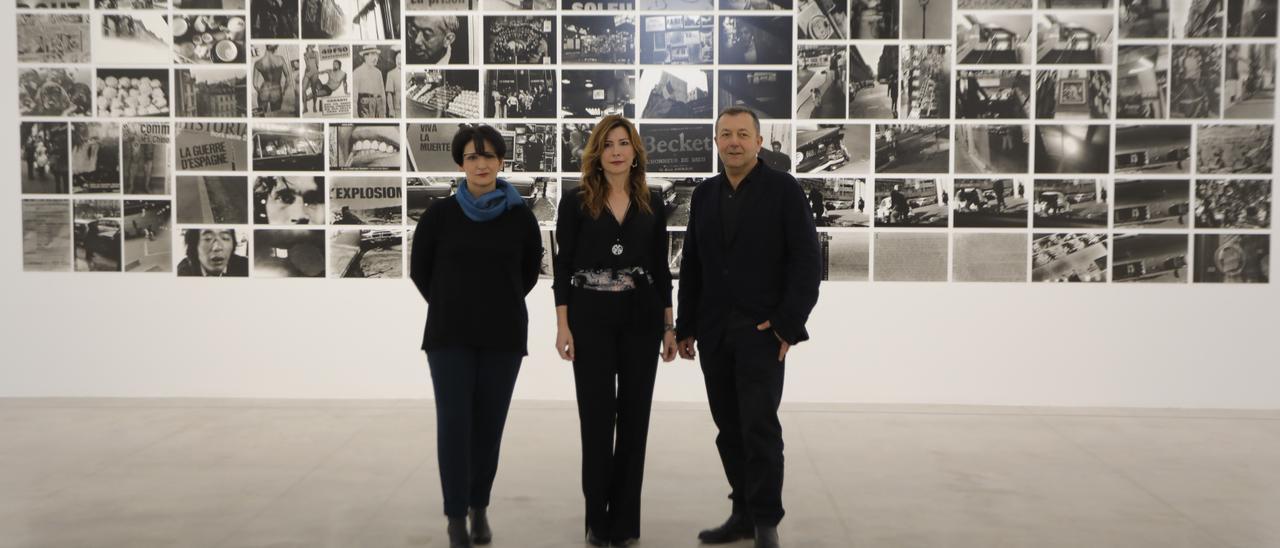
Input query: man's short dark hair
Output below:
<box><xmin>451</xmin><ymin>124</ymin><xmax>506</xmax><ymax>165</ymax></box>
<box><xmin>715</xmin><ymin>106</ymin><xmax>761</xmax><ymax>135</ymax></box>
<box><xmin>183</xmin><ymin>228</ymin><xmax>236</xmax><ymax>263</ymax></box>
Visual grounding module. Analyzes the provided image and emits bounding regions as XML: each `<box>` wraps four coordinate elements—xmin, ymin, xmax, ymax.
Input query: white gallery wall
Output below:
<box><xmin>4</xmin><ymin>1</ymin><xmax>1279</xmax><ymax>408</ymax></box>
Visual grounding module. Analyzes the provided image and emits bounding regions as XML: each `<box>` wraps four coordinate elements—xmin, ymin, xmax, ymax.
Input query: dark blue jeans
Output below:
<box><xmin>426</xmin><ymin>347</ymin><xmax>523</xmax><ymax>519</ymax></box>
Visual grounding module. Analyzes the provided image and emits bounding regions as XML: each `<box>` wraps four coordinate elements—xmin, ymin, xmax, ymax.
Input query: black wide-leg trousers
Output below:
<box><xmin>569</xmin><ymin>288</ymin><xmax>661</xmax><ymax>542</ymax></box>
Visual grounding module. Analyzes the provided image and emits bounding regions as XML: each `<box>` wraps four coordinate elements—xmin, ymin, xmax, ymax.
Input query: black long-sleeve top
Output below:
<box><xmin>410</xmin><ymin>195</ymin><xmax>543</xmax><ymax>355</ymax></box>
<box><xmin>553</xmin><ymin>186</ymin><xmax>673</xmax><ymax>309</ymax></box>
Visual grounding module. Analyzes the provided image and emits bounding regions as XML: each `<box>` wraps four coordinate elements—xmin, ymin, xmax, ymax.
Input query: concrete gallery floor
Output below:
<box><xmin>3</xmin><ymin>400</ymin><xmax>1279</xmax><ymax>548</ymax></box>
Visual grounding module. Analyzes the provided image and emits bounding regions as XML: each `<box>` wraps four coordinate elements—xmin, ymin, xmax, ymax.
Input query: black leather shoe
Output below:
<box><xmin>447</xmin><ymin>516</ymin><xmax>472</xmax><ymax>548</ymax></box>
<box><xmin>753</xmin><ymin>525</ymin><xmax>780</xmax><ymax>548</ymax></box>
<box><xmin>469</xmin><ymin>507</ymin><xmax>491</xmax><ymax>545</ymax></box>
<box><xmin>697</xmin><ymin>513</ymin><xmax>754</xmax><ymax>544</ymax></box>
<box><xmin>612</xmin><ymin>538</ymin><xmax>639</xmax><ymax>547</ymax></box>
<box><xmin>586</xmin><ymin>527</ymin><xmax>609</xmax><ymax>547</ymax></box>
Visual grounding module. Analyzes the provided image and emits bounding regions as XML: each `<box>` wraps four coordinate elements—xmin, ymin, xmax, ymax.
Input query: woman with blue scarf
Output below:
<box><xmin>410</xmin><ymin>124</ymin><xmax>543</xmax><ymax>548</ymax></box>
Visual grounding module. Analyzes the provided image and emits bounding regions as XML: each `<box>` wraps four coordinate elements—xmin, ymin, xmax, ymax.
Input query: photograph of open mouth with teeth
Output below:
<box><xmin>329</xmin><ymin>123</ymin><xmax>402</xmax><ymax>171</ymax></box>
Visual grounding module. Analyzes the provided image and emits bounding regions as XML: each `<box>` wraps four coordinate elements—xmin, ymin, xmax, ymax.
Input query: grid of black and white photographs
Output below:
<box><xmin>13</xmin><ymin>0</ymin><xmax>1275</xmax><ymax>284</ymax></box>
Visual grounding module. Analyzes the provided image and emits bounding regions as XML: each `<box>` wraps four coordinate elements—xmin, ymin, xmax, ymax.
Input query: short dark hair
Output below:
<box><xmin>451</xmin><ymin>124</ymin><xmax>506</xmax><ymax>166</ymax></box>
<box><xmin>183</xmin><ymin>228</ymin><xmax>236</xmax><ymax>263</ymax></box>
<box><xmin>715</xmin><ymin>106</ymin><xmax>761</xmax><ymax>135</ymax></box>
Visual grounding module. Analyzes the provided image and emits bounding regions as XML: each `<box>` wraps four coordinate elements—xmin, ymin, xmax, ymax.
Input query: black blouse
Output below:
<box><xmin>553</xmin><ymin>186</ymin><xmax>673</xmax><ymax>308</ymax></box>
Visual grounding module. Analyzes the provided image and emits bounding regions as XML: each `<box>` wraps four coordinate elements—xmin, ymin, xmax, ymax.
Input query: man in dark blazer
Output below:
<box><xmin>675</xmin><ymin>107</ymin><xmax>822</xmax><ymax>548</ymax></box>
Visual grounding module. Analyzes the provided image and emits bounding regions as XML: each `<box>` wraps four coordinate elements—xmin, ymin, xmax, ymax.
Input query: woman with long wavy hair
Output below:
<box><xmin>553</xmin><ymin>115</ymin><xmax>677</xmax><ymax>547</ymax></box>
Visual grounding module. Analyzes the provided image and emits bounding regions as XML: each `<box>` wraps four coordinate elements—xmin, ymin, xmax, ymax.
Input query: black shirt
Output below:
<box><xmin>719</xmin><ymin>161</ymin><xmax>767</xmax><ymax>251</ymax></box>
<box><xmin>553</xmin><ymin>186</ymin><xmax>673</xmax><ymax>308</ymax></box>
<box><xmin>410</xmin><ymin>196</ymin><xmax>543</xmax><ymax>354</ymax></box>
<box><xmin>717</xmin><ymin>161</ymin><xmax>769</xmax><ymax>330</ymax></box>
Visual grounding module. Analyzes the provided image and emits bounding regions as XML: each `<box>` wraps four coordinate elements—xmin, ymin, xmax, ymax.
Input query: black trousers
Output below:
<box><xmin>426</xmin><ymin>347</ymin><xmax>523</xmax><ymax>519</ymax></box>
<box><xmin>569</xmin><ymin>288</ymin><xmax>661</xmax><ymax>542</ymax></box>
<box><xmin>700</xmin><ymin>324</ymin><xmax>786</xmax><ymax>527</ymax></box>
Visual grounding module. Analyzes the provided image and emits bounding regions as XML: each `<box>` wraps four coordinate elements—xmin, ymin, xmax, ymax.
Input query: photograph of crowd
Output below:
<box><xmin>486</xmin><ymin>70</ymin><xmax>557</xmax><ymax>118</ymax></box>
<box><xmin>563</xmin><ymin>16</ymin><xmax>635</xmax><ymax>65</ymax></box>
<box><xmin>484</xmin><ymin>16</ymin><xmax>555</xmax><ymax>65</ymax></box>
<box><xmin>1195</xmin><ymin>179</ymin><xmax>1271</xmax><ymax>229</ymax></box>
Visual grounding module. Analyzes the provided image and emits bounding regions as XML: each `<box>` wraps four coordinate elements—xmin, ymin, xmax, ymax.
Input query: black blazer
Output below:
<box><xmin>676</xmin><ymin>161</ymin><xmax>821</xmax><ymax>351</ymax></box>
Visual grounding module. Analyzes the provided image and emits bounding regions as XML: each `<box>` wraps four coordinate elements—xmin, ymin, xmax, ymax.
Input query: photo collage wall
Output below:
<box><xmin>16</xmin><ymin>0</ymin><xmax>1276</xmax><ymax>282</ymax></box>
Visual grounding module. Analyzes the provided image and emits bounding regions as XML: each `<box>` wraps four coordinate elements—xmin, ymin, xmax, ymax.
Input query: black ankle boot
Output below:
<box><xmin>447</xmin><ymin>516</ymin><xmax>472</xmax><ymax>548</ymax></box>
<box><xmin>754</xmin><ymin>525</ymin><xmax>780</xmax><ymax>548</ymax></box>
<box><xmin>585</xmin><ymin>527</ymin><xmax>609</xmax><ymax>547</ymax></box>
<box><xmin>697</xmin><ymin>513</ymin><xmax>754</xmax><ymax>544</ymax></box>
<box><xmin>469</xmin><ymin>507</ymin><xmax>491</xmax><ymax>545</ymax></box>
